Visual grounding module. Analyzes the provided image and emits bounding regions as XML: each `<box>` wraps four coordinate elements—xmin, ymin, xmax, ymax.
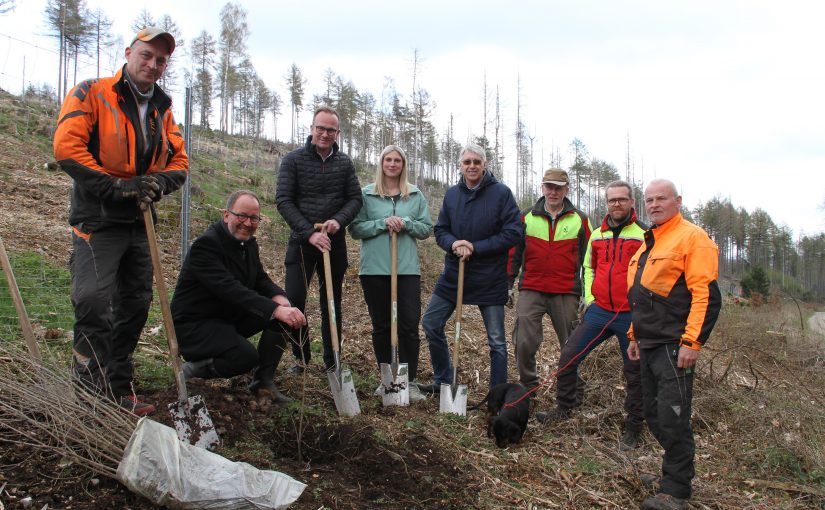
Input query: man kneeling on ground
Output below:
<box><xmin>171</xmin><ymin>190</ymin><xmax>306</xmax><ymax>403</ymax></box>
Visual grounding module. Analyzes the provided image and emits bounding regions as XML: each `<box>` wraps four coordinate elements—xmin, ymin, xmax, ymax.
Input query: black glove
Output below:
<box><xmin>112</xmin><ymin>175</ymin><xmax>162</xmax><ymax>203</ymax></box>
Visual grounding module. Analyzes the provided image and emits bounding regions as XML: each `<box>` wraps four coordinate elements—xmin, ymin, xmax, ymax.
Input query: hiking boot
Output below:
<box><xmin>287</xmin><ymin>364</ymin><xmax>305</xmax><ymax>375</ymax></box>
<box><xmin>408</xmin><ymin>383</ymin><xmax>426</xmax><ymax>402</ymax></box>
<box><xmin>182</xmin><ymin>359</ymin><xmax>215</xmax><ymax>380</ymax></box>
<box><xmin>535</xmin><ymin>407</ymin><xmax>572</xmax><ymax>424</ymax></box>
<box><xmin>249</xmin><ymin>379</ymin><xmax>292</xmax><ymax>404</ymax></box>
<box><xmin>119</xmin><ymin>394</ymin><xmax>156</xmax><ymax>416</ymax></box>
<box><xmin>621</xmin><ymin>429</ymin><xmax>641</xmax><ymax>451</ymax></box>
<box><xmin>640</xmin><ymin>493</ymin><xmax>688</xmax><ymax>510</ymax></box>
<box><xmin>416</xmin><ymin>382</ymin><xmax>441</xmax><ymax>395</ymax></box>
<box><xmin>639</xmin><ymin>473</ymin><xmax>660</xmax><ymax>492</ymax></box>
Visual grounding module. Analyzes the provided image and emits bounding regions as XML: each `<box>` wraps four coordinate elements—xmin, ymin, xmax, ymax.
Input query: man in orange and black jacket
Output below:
<box><xmin>627</xmin><ymin>179</ymin><xmax>721</xmax><ymax>510</ymax></box>
<box><xmin>53</xmin><ymin>28</ymin><xmax>188</xmax><ymax>416</ymax></box>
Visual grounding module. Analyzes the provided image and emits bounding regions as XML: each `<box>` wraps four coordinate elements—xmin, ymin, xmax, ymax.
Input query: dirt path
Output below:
<box><xmin>808</xmin><ymin>311</ymin><xmax>825</xmax><ymax>337</ymax></box>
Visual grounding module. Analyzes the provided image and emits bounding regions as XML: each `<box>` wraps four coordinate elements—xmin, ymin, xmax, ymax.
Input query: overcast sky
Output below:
<box><xmin>1</xmin><ymin>0</ymin><xmax>823</xmax><ymax>236</ymax></box>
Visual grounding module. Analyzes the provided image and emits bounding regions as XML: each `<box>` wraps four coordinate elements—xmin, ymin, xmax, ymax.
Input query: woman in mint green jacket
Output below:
<box><xmin>349</xmin><ymin>145</ymin><xmax>433</xmax><ymax>401</ymax></box>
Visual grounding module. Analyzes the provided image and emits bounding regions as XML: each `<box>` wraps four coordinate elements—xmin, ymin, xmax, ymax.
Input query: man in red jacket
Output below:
<box><xmin>509</xmin><ymin>169</ymin><xmax>592</xmax><ymax>391</ymax></box>
<box><xmin>536</xmin><ymin>181</ymin><xmax>646</xmax><ymax>452</ymax></box>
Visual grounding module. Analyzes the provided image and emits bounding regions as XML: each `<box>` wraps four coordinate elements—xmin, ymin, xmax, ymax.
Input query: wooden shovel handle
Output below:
<box><xmin>315</xmin><ymin>224</ymin><xmax>340</xmax><ymax>354</ymax></box>
<box><xmin>0</xmin><ymin>234</ymin><xmax>40</xmax><ymax>360</ymax></box>
<box><xmin>390</xmin><ymin>231</ymin><xmax>398</xmax><ymax>350</ymax></box>
<box><xmin>452</xmin><ymin>259</ymin><xmax>465</xmax><ymax>369</ymax></box>
<box><xmin>143</xmin><ymin>207</ymin><xmax>188</xmax><ymax>403</ymax></box>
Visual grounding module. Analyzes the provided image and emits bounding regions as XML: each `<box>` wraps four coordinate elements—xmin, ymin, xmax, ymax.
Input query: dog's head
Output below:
<box><xmin>491</xmin><ymin>416</ymin><xmax>523</xmax><ymax>448</ymax></box>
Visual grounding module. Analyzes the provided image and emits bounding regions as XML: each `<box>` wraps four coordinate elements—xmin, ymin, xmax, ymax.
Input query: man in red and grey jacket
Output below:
<box><xmin>509</xmin><ymin>168</ymin><xmax>592</xmax><ymax>391</ymax></box>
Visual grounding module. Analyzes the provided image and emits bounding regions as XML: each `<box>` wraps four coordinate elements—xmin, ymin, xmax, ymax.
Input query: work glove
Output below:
<box><xmin>112</xmin><ymin>175</ymin><xmax>162</xmax><ymax>203</ymax></box>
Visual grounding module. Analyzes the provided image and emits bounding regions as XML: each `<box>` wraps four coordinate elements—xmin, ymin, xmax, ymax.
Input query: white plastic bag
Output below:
<box><xmin>116</xmin><ymin>418</ymin><xmax>306</xmax><ymax>509</ymax></box>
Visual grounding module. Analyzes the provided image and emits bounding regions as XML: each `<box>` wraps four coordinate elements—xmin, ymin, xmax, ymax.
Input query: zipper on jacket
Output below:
<box><xmin>126</xmin><ymin>123</ymin><xmax>131</xmax><ymax>165</ymax></box>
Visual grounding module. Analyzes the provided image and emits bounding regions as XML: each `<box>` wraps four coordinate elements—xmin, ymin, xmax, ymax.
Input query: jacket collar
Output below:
<box><xmin>530</xmin><ymin>196</ymin><xmax>577</xmax><ymax>218</ymax></box>
<box><xmin>363</xmin><ymin>182</ymin><xmax>421</xmax><ymax>196</ymax></box>
<box><xmin>650</xmin><ymin>212</ymin><xmax>683</xmax><ymax>238</ymax></box>
<box><xmin>458</xmin><ymin>170</ymin><xmax>496</xmax><ymax>192</ymax></box>
<box><xmin>600</xmin><ymin>208</ymin><xmax>638</xmax><ymax>232</ymax></box>
<box><xmin>303</xmin><ymin>135</ymin><xmax>339</xmax><ymax>159</ymax></box>
<box><xmin>114</xmin><ymin>65</ymin><xmax>172</xmax><ymax>112</ymax></box>
<box><xmin>214</xmin><ymin>220</ymin><xmax>256</xmax><ymax>248</ymax></box>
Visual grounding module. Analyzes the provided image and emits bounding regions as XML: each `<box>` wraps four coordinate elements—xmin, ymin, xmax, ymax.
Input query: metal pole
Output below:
<box><xmin>181</xmin><ymin>85</ymin><xmax>193</xmax><ymax>261</ymax></box>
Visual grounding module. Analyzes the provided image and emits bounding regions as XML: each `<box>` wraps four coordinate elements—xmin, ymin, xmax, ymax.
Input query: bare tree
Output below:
<box><xmin>270</xmin><ymin>89</ymin><xmax>282</xmax><ymax>141</ymax></box>
<box><xmin>87</xmin><ymin>9</ymin><xmax>114</xmax><ymax>76</ymax></box>
<box><xmin>130</xmin><ymin>9</ymin><xmax>154</xmax><ymax>31</ymax></box>
<box><xmin>217</xmin><ymin>2</ymin><xmax>249</xmax><ymax>132</ymax></box>
<box><xmin>190</xmin><ymin>30</ymin><xmax>216</xmax><ymax>128</ymax></box>
<box><xmin>44</xmin><ymin>0</ymin><xmax>92</xmax><ymax>102</ymax></box>
<box><xmin>156</xmin><ymin>14</ymin><xmax>184</xmax><ymax>93</ymax></box>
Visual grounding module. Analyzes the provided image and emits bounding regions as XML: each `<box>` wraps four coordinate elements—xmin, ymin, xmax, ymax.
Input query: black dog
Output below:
<box><xmin>472</xmin><ymin>383</ymin><xmax>530</xmax><ymax>448</ymax></box>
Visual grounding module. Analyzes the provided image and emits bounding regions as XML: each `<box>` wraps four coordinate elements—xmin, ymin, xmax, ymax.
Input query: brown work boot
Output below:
<box><xmin>640</xmin><ymin>493</ymin><xmax>688</xmax><ymax>510</ymax></box>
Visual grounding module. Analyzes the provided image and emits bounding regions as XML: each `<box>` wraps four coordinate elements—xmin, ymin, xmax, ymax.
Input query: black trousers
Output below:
<box><xmin>359</xmin><ymin>275</ymin><xmax>422</xmax><ymax>381</ymax></box>
<box><xmin>639</xmin><ymin>343</ymin><xmax>696</xmax><ymax>500</ymax></box>
<box><xmin>70</xmin><ymin>224</ymin><xmax>152</xmax><ymax>397</ymax></box>
<box><xmin>283</xmin><ymin>237</ymin><xmax>347</xmax><ymax>370</ymax></box>
<box><xmin>177</xmin><ymin>316</ymin><xmax>293</xmax><ymax>379</ymax></box>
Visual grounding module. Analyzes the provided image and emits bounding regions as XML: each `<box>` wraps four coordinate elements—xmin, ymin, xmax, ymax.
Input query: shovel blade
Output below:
<box><xmin>168</xmin><ymin>394</ymin><xmax>221</xmax><ymax>450</ymax></box>
<box><xmin>327</xmin><ymin>369</ymin><xmax>361</xmax><ymax>417</ymax></box>
<box><xmin>379</xmin><ymin>362</ymin><xmax>409</xmax><ymax>407</ymax></box>
<box><xmin>438</xmin><ymin>383</ymin><xmax>468</xmax><ymax>416</ymax></box>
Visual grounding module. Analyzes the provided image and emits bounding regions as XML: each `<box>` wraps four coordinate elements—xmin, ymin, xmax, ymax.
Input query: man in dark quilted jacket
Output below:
<box><xmin>275</xmin><ymin>106</ymin><xmax>362</xmax><ymax>373</ymax></box>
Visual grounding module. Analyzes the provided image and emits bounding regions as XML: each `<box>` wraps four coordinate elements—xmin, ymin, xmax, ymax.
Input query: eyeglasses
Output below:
<box><xmin>228</xmin><ymin>210</ymin><xmax>262</xmax><ymax>224</ymax></box>
<box><xmin>607</xmin><ymin>198</ymin><xmax>631</xmax><ymax>205</ymax></box>
<box><xmin>461</xmin><ymin>158</ymin><xmax>483</xmax><ymax>166</ymax></box>
<box><xmin>314</xmin><ymin>125</ymin><xmax>339</xmax><ymax>136</ymax></box>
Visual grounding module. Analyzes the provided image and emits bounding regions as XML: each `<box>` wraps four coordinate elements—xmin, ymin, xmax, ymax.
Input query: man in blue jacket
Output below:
<box><xmin>418</xmin><ymin>143</ymin><xmax>523</xmax><ymax>393</ymax></box>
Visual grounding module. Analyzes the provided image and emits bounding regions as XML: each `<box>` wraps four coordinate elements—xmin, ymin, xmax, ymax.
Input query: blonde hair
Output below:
<box><xmin>373</xmin><ymin>145</ymin><xmax>411</xmax><ymax>198</ymax></box>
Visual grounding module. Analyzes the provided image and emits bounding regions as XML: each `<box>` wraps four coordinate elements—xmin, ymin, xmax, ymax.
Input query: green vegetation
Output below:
<box><xmin>742</xmin><ymin>266</ymin><xmax>771</xmax><ymax>299</ymax></box>
<box><xmin>0</xmin><ymin>251</ymin><xmax>73</xmax><ymax>336</ymax></box>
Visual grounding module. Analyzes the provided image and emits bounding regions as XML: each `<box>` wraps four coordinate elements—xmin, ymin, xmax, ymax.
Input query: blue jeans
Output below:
<box><xmin>556</xmin><ymin>304</ymin><xmax>643</xmax><ymax>430</ymax></box>
<box><xmin>422</xmin><ymin>293</ymin><xmax>507</xmax><ymax>388</ymax></box>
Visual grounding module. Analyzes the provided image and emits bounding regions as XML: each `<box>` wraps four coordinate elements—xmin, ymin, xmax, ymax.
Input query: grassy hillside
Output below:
<box><xmin>1</xmin><ymin>88</ymin><xmax>824</xmax><ymax>509</ymax></box>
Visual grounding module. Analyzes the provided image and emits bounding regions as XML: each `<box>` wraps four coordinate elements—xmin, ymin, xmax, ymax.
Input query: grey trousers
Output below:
<box><xmin>514</xmin><ymin>290</ymin><xmax>579</xmax><ymax>389</ymax></box>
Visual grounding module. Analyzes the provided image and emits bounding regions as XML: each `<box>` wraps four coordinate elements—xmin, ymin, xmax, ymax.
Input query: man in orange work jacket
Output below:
<box><xmin>53</xmin><ymin>28</ymin><xmax>188</xmax><ymax>416</ymax></box>
<box><xmin>509</xmin><ymin>168</ymin><xmax>592</xmax><ymax>390</ymax></box>
<box><xmin>627</xmin><ymin>179</ymin><xmax>721</xmax><ymax>510</ymax></box>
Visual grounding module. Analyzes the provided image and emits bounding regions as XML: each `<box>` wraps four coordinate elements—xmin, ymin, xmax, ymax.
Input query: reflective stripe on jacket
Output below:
<box><xmin>584</xmin><ymin>210</ymin><xmax>646</xmax><ymax>312</ymax></box>
<box><xmin>509</xmin><ymin>197</ymin><xmax>591</xmax><ymax>295</ymax></box>
<box><xmin>54</xmin><ymin>66</ymin><xmax>188</xmax><ymax>227</ymax></box>
<box><xmin>627</xmin><ymin>213</ymin><xmax>722</xmax><ymax>349</ymax></box>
